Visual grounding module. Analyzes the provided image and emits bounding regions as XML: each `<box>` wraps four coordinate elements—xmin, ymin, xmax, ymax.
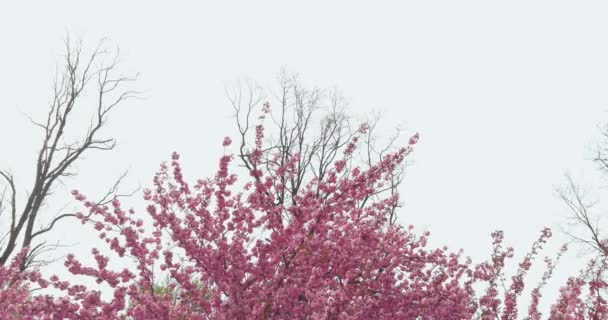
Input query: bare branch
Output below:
<box><xmin>227</xmin><ymin>70</ymin><xmax>407</xmax><ymax>225</ymax></box>
<box><xmin>559</xmin><ymin>175</ymin><xmax>607</xmax><ymax>256</ymax></box>
<box><xmin>0</xmin><ymin>37</ymin><xmax>137</xmax><ymax>270</ymax></box>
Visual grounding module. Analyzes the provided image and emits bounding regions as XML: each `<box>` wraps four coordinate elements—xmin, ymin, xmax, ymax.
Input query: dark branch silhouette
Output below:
<box><xmin>561</xmin><ymin>122</ymin><xmax>608</xmax><ymax>261</ymax></box>
<box><xmin>0</xmin><ymin>37</ymin><xmax>138</xmax><ymax>270</ymax></box>
<box><xmin>228</xmin><ymin>70</ymin><xmax>407</xmax><ymax>226</ymax></box>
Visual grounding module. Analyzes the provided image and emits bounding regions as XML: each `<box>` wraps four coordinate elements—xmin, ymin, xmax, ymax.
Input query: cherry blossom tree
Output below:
<box><xmin>1</xmin><ymin>72</ymin><xmax>607</xmax><ymax>319</ymax></box>
<box><xmin>0</xmin><ymin>111</ymin><xmax>603</xmax><ymax>319</ymax></box>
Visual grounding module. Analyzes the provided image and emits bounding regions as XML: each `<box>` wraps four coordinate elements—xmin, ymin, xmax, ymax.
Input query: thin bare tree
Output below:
<box><xmin>559</xmin><ymin>175</ymin><xmax>606</xmax><ymax>255</ymax></box>
<box><xmin>560</xmin><ymin>122</ymin><xmax>608</xmax><ymax>260</ymax></box>
<box><xmin>227</xmin><ymin>70</ymin><xmax>408</xmax><ymax>226</ymax></box>
<box><xmin>0</xmin><ymin>37</ymin><xmax>138</xmax><ymax>270</ymax></box>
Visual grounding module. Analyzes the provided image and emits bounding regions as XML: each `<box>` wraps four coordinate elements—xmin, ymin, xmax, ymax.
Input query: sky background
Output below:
<box><xmin>2</xmin><ymin>0</ymin><xmax>608</xmax><ymax>312</ymax></box>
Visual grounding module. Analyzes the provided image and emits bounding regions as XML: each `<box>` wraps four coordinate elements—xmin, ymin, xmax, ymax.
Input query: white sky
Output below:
<box><xmin>2</xmin><ymin>0</ymin><xmax>608</xmax><ymax>313</ymax></box>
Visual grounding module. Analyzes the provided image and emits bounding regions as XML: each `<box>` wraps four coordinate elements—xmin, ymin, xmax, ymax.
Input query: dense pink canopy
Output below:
<box><xmin>1</xmin><ymin>124</ymin><xmax>606</xmax><ymax>319</ymax></box>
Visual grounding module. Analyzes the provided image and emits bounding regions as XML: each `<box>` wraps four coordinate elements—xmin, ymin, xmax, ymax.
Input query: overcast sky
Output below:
<box><xmin>2</xmin><ymin>0</ymin><xmax>608</xmax><ymax>311</ymax></box>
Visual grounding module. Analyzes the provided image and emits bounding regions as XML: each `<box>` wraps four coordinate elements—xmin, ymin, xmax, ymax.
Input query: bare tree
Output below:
<box><xmin>227</xmin><ymin>70</ymin><xmax>408</xmax><ymax>226</ymax></box>
<box><xmin>0</xmin><ymin>37</ymin><xmax>137</xmax><ymax>270</ymax></box>
<box><xmin>560</xmin><ymin>122</ymin><xmax>608</xmax><ymax>259</ymax></box>
<box><xmin>559</xmin><ymin>175</ymin><xmax>606</xmax><ymax>255</ymax></box>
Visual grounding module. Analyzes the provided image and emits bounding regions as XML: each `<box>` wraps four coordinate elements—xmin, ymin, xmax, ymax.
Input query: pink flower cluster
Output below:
<box><xmin>1</xmin><ymin>125</ymin><xmax>607</xmax><ymax>319</ymax></box>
